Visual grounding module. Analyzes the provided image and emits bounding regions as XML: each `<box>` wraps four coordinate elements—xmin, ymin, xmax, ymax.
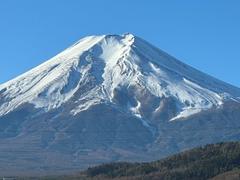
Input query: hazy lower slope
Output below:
<box><xmin>12</xmin><ymin>142</ymin><xmax>240</xmax><ymax>180</ymax></box>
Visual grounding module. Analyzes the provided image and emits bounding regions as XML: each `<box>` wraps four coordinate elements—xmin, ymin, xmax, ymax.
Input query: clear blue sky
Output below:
<box><xmin>0</xmin><ymin>0</ymin><xmax>239</xmax><ymax>87</ymax></box>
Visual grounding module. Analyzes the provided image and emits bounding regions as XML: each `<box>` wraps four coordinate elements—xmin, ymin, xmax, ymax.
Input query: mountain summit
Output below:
<box><xmin>0</xmin><ymin>34</ymin><xmax>240</xmax><ymax>175</ymax></box>
<box><xmin>1</xmin><ymin>34</ymin><xmax>239</xmax><ymax>119</ymax></box>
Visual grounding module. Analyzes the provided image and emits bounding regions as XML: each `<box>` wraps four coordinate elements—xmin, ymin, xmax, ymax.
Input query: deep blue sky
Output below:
<box><xmin>0</xmin><ymin>1</ymin><xmax>239</xmax><ymax>87</ymax></box>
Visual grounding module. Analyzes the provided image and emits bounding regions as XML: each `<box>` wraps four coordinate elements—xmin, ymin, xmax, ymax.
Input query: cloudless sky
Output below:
<box><xmin>0</xmin><ymin>0</ymin><xmax>239</xmax><ymax>87</ymax></box>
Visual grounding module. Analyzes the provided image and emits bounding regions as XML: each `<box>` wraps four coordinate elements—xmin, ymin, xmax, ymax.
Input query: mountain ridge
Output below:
<box><xmin>0</xmin><ymin>33</ymin><xmax>239</xmax><ymax>119</ymax></box>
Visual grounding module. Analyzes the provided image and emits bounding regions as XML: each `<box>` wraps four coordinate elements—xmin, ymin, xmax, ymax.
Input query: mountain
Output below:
<box><xmin>0</xmin><ymin>33</ymin><xmax>240</xmax><ymax>175</ymax></box>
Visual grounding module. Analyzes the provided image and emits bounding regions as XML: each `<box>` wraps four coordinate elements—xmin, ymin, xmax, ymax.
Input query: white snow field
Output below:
<box><xmin>0</xmin><ymin>33</ymin><xmax>239</xmax><ymax>120</ymax></box>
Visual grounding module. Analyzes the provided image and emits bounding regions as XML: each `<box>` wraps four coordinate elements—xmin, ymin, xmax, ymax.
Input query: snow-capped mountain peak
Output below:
<box><xmin>0</xmin><ymin>34</ymin><xmax>239</xmax><ymax>120</ymax></box>
<box><xmin>1</xmin><ymin>34</ymin><xmax>240</xmax><ymax>175</ymax></box>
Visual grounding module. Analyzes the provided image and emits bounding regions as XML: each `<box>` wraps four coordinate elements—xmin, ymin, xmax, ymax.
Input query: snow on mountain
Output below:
<box><xmin>0</xmin><ymin>33</ymin><xmax>240</xmax><ymax>121</ymax></box>
<box><xmin>1</xmin><ymin>33</ymin><xmax>240</xmax><ymax>175</ymax></box>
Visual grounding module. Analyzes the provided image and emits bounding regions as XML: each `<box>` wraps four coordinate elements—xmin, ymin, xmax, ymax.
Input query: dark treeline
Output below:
<box><xmin>85</xmin><ymin>142</ymin><xmax>240</xmax><ymax>180</ymax></box>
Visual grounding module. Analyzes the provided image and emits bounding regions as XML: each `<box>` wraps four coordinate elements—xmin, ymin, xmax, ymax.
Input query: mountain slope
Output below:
<box><xmin>12</xmin><ymin>142</ymin><xmax>240</xmax><ymax>179</ymax></box>
<box><xmin>211</xmin><ymin>168</ymin><xmax>240</xmax><ymax>180</ymax></box>
<box><xmin>0</xmin><ymin>33</ymin><xmax>239</xmax><ymax>119</ymax></box>
<box><xmin>0</xmin><ymin>34</ymin><xmax>240</xmax><ymax>175</ymax></box>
